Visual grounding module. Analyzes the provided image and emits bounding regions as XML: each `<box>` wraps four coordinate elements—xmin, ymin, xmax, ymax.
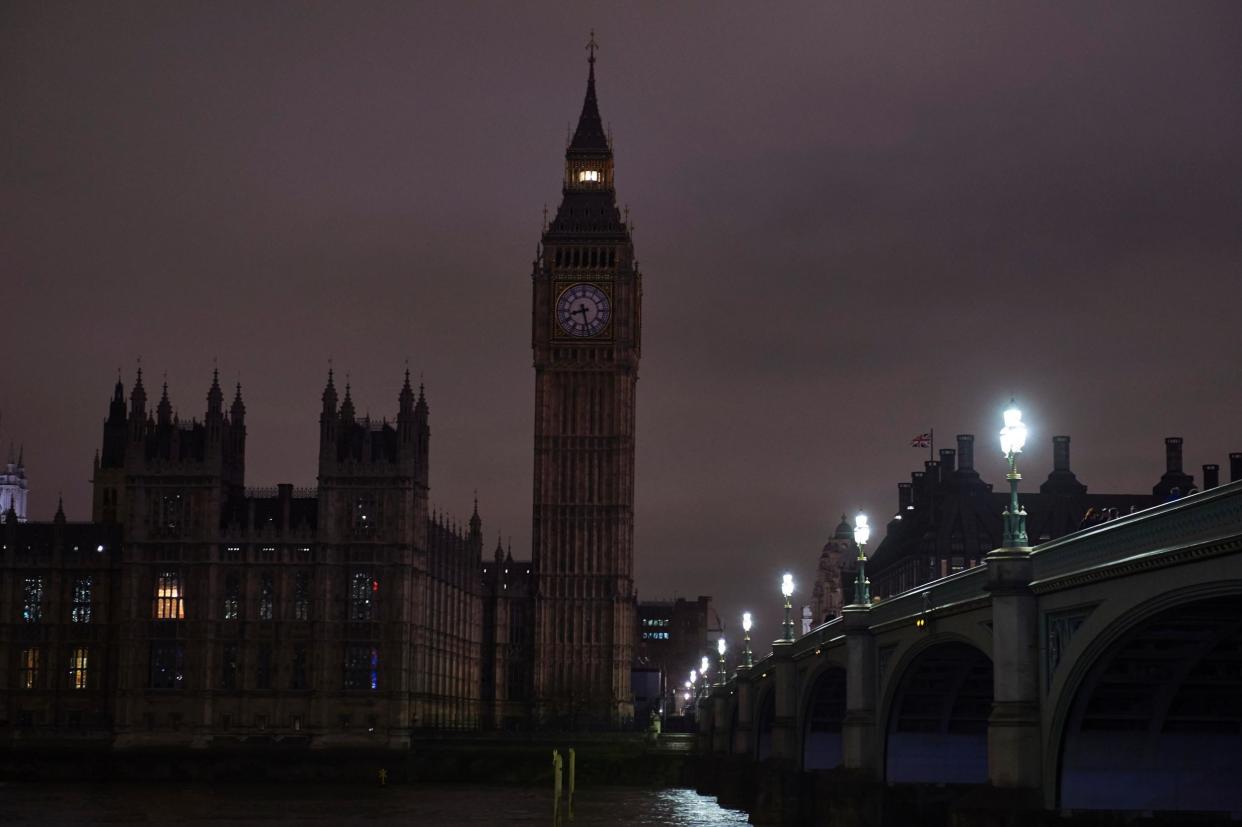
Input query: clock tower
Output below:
<box><xmin>530</xmin><ymin>40</ymin><xmax>641</xmax><ymax>727</ymax></box>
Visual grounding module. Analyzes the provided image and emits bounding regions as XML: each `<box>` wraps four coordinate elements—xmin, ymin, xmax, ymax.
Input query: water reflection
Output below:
<box><xmin>0</xmin><ymin>783</ymin><xmax>750</xmax><ymax>825</ymax></box>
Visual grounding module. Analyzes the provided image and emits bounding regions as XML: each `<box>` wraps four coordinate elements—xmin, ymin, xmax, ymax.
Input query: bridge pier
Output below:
<box><xmin>841</xmin><ymin>603</ymin><xmax>880</xmax><ymax>777</ymax></box>
<box><xmin>769</xmin><ymin>640</ymin><xmax>798</xmax><ymax>762</ymax></box>
<box><xmin>732</xmin><ymin>667</ymin><xmax>753</xmax><ymax>756</ymax></box>
<box><xmin>711</xmin><ymin>687</ymin><xmax>729</xmax><ymax>753</ymax></box>
<box><xmin>985</xmin><ymin>546</ymin><xmax>1042</xmax><ymax>792</ymax></box>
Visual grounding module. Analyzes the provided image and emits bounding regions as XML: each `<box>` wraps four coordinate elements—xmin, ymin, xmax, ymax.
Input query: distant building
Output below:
<box><xmin>635</xmin><ymin>596</ymin><xmax>718</xmax><ymax>717</ymax></box>
<box><xmin>809</xmin><ymin>516</ymin><xmax>859</xmax><ymax>625</ymax></box>
<box><xmin>0</xmin><ymin>445</ymin><xmax>27</xmax><ymax>523</ymax></box>
<box><xmin>854</xmin><ymin>435</ymin><xmax>1240</xmax><ymax>602</ymax></box>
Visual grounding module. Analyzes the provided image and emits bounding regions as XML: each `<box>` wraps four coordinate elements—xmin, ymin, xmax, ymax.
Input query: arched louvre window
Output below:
<box><xmin>71</xmin><ymin>577</ymin><xmax>93</xmax><ymax>623</ymax></box>
<box><xmin>293</xmin><ymin>571</ymin><xmax>311</xmax><ymax>621</ymax></box>
<box><xmin>223</xmin><ymin>573</ymin><xmax>241</xmax><ymax>620</ymax></box>
<box><xmin>154</xmin><ymin>571</ymin><xmax>184</xmax><ymax>619</ymax></box>
<box><xmin>259</xmin><ymin>572</ymin><xmax>275</xmax><ymax>621</ymax></box>
<box><xmin>349</xmin><ymin>571</ymin><xmax>376</xmax><ymax>621</ymax></box>
<box><xmin>22</xmin><ymin>577</ymin><xmax>43</xmax><ymax>623</ymax></box>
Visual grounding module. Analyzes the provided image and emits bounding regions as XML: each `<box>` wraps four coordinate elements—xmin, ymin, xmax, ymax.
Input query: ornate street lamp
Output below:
<box><xmin>999</xmin><ymin>400</ymin><xmax>1029</xmax><ymax>547</ymax></box>
<box><xmin>741</xmin><ymin>611</ymin><xmax>753</xmax><ymax>668</ymax></box>
<box><xmin>717</xmin><ymin>637</ymin><xmax>727</xmax><ymax>684</ymax></box>
<box><xmin>781</xmin><ymin>574</ymin><xmax>795</xmax><ymax>641</ymax></box>
<box><xmin>853</xmin><ymin>514</ymin><xmax>871</xmax><ymax>605</ymax></box>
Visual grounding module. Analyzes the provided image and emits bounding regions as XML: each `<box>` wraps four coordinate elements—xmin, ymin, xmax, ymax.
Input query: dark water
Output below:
<box><xmin>0</xmin><ymin>783</ymin><xmax>750</xmax><ymax>825</ymax></box>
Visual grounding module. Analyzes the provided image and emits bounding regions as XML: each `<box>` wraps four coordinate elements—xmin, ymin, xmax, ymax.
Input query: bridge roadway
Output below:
<box><xmin>696</xmin><ymin>480</ymin><xmax>1242</xmax><ymax>820</ymax></box>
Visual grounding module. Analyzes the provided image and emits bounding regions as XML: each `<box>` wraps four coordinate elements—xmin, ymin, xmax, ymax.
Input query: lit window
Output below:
<box><xmin>577</xmin><ymin>169</ymin><xmax>601</xmax><ymax>183</ymax></box>
<box><xmin>259</xmin><ymin>572</ymin><xmax>275</xmax><ymax>621</ymax></box>
<box><xmin>70</xmin><ymin>647</ymin><xmax>89</xmax><ymax>689</ymax></box>
<box><xmin>344</xmin><ymin>644</ymin><xmax>378</xmax><ymax>690</ymax></box>
<box><xmin>154</xmin><ymin>571</ymin><xmax>185</xmax><ymax>619</ymax></box>
<box><xmin>223</xmin><ymin>573</ymin><xmax>241</xmax><ymax>620</ymax></box>
<box><xmin>22</xmin><ymin>577</ymin><xmax>42</xmax><ymax>623</ymax></box>
<box><xmin>149</xmin><ymin>641</ymin><xmax>184</xmax><ymax>689</ymax></box>
<box><xmin>349</xmin><ymin>571</ymin><xmax>375</xmax><ymax>621</ymax></box>
<box><xmin>19</xmin><ymin>647</ymin><xmax>39</xmax><ymax>689</ymax></box>
<box><xmin>71</xmin><ymin>576</ymin><xmax>93</xmax><ymax>623</ymax></box>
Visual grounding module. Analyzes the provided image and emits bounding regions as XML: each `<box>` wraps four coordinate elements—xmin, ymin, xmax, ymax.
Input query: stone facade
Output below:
<box><xmin>2</xmin><ymin>368</ymin><xmax>488</xmax><ymax>749</ymax></box>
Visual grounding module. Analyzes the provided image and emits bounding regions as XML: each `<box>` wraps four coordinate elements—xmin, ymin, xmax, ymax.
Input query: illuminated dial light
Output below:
<box><xmin>577</xmin><ymin>169</ymin><xmax>601</xmax><ymax>182</ymax></box>
<box><xmin>556</xmin><ymin>283</ymin><xmax>611</xmax><ymax>337</ymax></box>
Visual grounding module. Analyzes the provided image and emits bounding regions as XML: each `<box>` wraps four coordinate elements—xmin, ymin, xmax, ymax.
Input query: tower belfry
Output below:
<box><xmin>530</xmin><ymin>38</ymin><xmax>641</xmax><ymax>727</ymax></box>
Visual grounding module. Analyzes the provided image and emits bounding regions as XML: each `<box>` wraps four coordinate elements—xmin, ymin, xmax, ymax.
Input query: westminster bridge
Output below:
<box><xmin>693</xmin><ymin>481</ymin><xmax>1242</xmax><ymax>824</ymax></box>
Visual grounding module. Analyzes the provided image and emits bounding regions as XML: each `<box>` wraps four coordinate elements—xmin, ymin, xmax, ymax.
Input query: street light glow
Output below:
<box><xmin>717</xmin><ymin>637</ymin><xmax>726</xmax><ymax>656</ymax></box>
<box><xmin>701</xmin><ymin>656</ymin><xmax>710</xmax><ymax>674</ymax></box>
<box><xmin>853</xmin><ymin>513</ymin><xmax>870</xmax><ymax>547</ymax></box>
<box><xmin>742</xmin><ymin>611</ymin><xmax>752</xmax><ymax>633</ymax></box>
<box><xmin>1000</xmin><ymin>401</ymin><xmax>1027</xmax><ymax>456</ymax></box>
<box><xmin>781</xmin><ymin>573</ymin><xmax>794</xmax><ymax>597</ymax></box>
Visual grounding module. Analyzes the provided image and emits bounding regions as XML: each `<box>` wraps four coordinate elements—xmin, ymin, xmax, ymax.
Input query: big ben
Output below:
<box><xmin>531</xmin><ymin>39</ymin><xmax>640</xmax><ymax>727</ymax></box>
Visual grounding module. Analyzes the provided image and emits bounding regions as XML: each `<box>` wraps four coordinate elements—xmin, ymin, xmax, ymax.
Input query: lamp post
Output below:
<box><xmin>999</xmin><ymin>400</ymin><xmax>1029</xmax><ymax>547</ymax></box>
<box><xmin>853</xmin><ymin>513</ymin><xmax>871</xmax><ymax>605</ymax></box>
<box><xmin>741</xmin><ymin>612</ymin><xmax>753</xmax><ymax>668</ymax></box>
<box><xmin>779</xmin><ymin>571</ymin><xmax>789</xmax><ymax>640</ymax></box>
<box><xmin>717</xmin><ymin>637</ymin><xmax>727</xmax><ymax>684</ymax></box>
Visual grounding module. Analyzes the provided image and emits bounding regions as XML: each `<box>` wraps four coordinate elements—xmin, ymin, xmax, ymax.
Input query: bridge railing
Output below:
<box><xmin>1031</xmin><ymin>479</ymin><xmax>1242</xmax><ymax>581</ymax></box>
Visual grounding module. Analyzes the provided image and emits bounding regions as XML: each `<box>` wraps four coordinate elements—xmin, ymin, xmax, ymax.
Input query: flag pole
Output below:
<box><xmin>929</xmin><ymin>428</ymin><xmax>934</xmax><ymax>463</ymax></box>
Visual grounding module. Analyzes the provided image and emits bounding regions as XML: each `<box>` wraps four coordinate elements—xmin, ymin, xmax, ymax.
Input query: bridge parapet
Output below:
<box><xmin>1032</xmin><ymin>479</ymin><xmax>1242</xmax><ymax>582</ymax></box>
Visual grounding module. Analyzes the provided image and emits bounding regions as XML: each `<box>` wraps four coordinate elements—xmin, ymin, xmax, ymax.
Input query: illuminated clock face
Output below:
<box><xmin>556</xmin><ymin>283</ymin><xmax>611</xmax><ymax>337</ymax></box>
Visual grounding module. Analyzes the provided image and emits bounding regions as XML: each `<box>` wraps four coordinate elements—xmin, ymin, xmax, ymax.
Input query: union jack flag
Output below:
<box><xmin>910</xmin><ymin>432</ymin><xmax>931</xmax><ymax>448</ymax></box>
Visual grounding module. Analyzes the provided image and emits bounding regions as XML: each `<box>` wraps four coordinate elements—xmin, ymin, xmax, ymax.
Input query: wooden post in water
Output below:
<box><xmin>552</xmin><ymin>749</ymin><xmax>563</xmax><ymax>824</ymax></box>
<box><xmin>567</xmin><ymin>748</ymin><xmax>576</xmax><ymax>820</ymax></box>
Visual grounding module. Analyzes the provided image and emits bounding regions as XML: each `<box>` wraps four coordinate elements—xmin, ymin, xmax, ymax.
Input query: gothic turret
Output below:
<box><xmin>398</xmin><ymin>369</ymin><xmax>416</xmax><ymax>448</ymax></box>
<box><xmin>101</xmin><ymin>374</ymin><xmax>128</xmax><ymax>468</ymax></box>
<box><xmin>206</xmin><ymin>369</ymin><xmax>224</xmax><ymax>419</ymax></box>
<box><xmin>156</xmin><ymin>381</ymin><xmax>173</xmax><ymax>426</ymax></box>
<box><xmin>129</xmin><ymin>369</ymin><xmax>147</xmax><ymax>440</ymax></box>
<box><xmin>319</xmin><ymin>368</ymin><xmax>339</xmax><ymax>461</ymax></box>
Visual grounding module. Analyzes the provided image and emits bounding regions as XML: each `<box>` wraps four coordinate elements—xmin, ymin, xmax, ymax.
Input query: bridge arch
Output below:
<box><xmin>881</xmin><ymin>636</ymin><xmax>993</xmax><ymax>784</ymax></box>
<box><xmin>1053</xmin><ymin>583</ymin><xmax>1242</xmax><ymax>813</ymax></box>
<box><xmin>799</xmin><ymin>663</ymin><xmax>847</xmax><ymax>770</ymax></box>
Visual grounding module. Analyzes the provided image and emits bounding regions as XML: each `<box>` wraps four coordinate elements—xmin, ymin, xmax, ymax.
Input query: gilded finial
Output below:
<box><xmin>587</xmin><ymin>29</ymin><xmax>598</xmax><ymax>64</ymax></box>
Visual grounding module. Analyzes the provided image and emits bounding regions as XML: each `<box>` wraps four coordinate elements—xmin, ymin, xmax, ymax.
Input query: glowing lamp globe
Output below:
<box><xmin>742</xmin><ymin>611</ymin><xmax>753</xmax><ymax>633</ymax></box>
<box><xmin>781</xmin><ymin>573</ymin><xmax>794</xmax><ymax>598</ymax></box>
<box><xmin>1000</xmin><ymin>403</ymin><xmax>1028</xmax><ymax>456</ymax></box>
<box><xmin>717</xmin><ymin>637</ymin><xmax>726</xmax><ymax>656</ymax></box>
<box><xmin>853</xmin><ymin>514</ymin><xmax>870</xmax><ymax>546</ymax></box>
<box><xmin>701</xmin><ymin>656</ymin><xmax>710</xmax><ymax>675</ymax></box>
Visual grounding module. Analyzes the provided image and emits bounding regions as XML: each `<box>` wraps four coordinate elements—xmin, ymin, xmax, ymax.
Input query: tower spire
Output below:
<box><xmin>568</xmin><ymin>30</ymin><xmax>608</xmax><ymax>155</ymax></box>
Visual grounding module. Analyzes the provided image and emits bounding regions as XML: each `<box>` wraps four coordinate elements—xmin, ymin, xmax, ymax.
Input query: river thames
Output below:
<box><xmin>0</xmin><ymin>783</ymin><xmax>749</xmax><ymax>825</ymax></box>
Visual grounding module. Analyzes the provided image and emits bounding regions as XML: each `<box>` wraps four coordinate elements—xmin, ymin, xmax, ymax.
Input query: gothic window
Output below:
<box><xmin>293</xmin><ymin>571</ymin><xmax>310</xmax><ymax>621</ymax></box>
<box><xmin>22</xmin><ymin>576</ymin><xmax>43</xmax><ymax>623</ymax></box>
<box><xmin>71</xmin><ymin>576</ymin><xmax>93</xmax><ymax>623</ymax></box>
<box><xmin>149</xmin><ymin>641</ymin><xmax>185</xmax><ymax>689</ymax></box>
<box><xmin>256</xmin><ymin>644</ymin><xmax>272</xmax><ymax>690</ymax></box>
<box><xmin>577</xmin><ymin>169</ymin><xmax>600</xmax><ymax>183</ymax></box>
<box><xmin>19</xmin><ymin>647</ymin><xmax>39</xmax><ymax>689</ymax></box>
<box><xmin>353</xmin><ymin>494</ymin><xmax>378</xmax><ymax>536</ymax></box>
<box><xmin>349</xmin><ymin>571</ymin><xmax>376</xmax><ymax>621</ymax></box>
<box><xmin>69</xmin><ymin>647</ymin><xmax>89</xmax><ymax>690</ymax></box>
<box><xmin>291</xmin><ymin>646</ymin><xmax>309</xmax><ymax>690</ymax></box>
<box><xmin>344</xmin><ymin>644</ymin><xmax>378</xmax><ymax>690</ymax></box>
<box><xmin>153</xmin><ymin>570</ymin><xmax>184</xmax><ymax>620</ymax></box>
<box><xmin>258</xmin><ymin>572</ymin><xmax>275</xmax><ymax>621</ymax></box>
<box><xmin>223</xmin><ymin>572</ymin><xmax>241</xmax><ymax>620</ymax></box>
<box><xmin>221</xmin><ymin>643</ymin><xmax>239</xmax><ymax>689</ymax></box>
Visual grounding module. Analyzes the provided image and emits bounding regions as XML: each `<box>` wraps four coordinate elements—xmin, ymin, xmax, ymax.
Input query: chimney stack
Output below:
<box><xmin>956</xmin><ymin>434</ymin><xmax>974</xmax><ymax>472</ymax></box>
<box><xmin>898</xmin><ymin>482</ymin><xmax>912</xmax><ymax>512</ymax></box>
<box><xmin>1231</xmin><ymin>453</ymin><xmax>1242</xmax><ymax>483</ymax></box>
<box><xmin>1203</xmin><ymin>464</ymin><xmax>1220</xmax><ymax>490</ymax></box>
<box><xmin>911</xmin><ymin>471</ymin><xmax>925</xmax><ymax>508</ymax></box>
<box><xmin>1165</xmin><ymin>437</ymin><xmax>1184</xmax><ymax>473</ymax></box>
<box><xmin>1053</xmin><ymin>435</ymin><xmax>1071</xmax><ymax>472</ymax></box>
<box><xmin>925</xmin><ymin>459</ymin><xmax>941</xmax><ymax>485</ymax></box>
<box><xmin>939</xmin><ymin>448</ymin><xmax>956</xmax><ymax>474</ymax></box>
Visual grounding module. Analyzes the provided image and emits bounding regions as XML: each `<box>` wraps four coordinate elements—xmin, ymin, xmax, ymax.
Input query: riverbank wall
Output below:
<box><xmin>0</xmin><ymin>732</ymin><xmax>694</xmax><ymax>786</ymax></box>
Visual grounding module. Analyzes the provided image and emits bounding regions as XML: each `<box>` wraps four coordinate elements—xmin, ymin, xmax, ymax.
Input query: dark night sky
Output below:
<box><xmin>3</xmin><ymin>2</ymin><xmax>1241</xmax><ymax>641</ymax></box>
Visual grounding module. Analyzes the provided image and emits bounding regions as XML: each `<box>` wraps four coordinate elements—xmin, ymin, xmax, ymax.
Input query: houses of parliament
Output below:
<box><xmin>0</xmin><ymin>47</ymin><xmax>640</xmax><ymax>746</ymax></box>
